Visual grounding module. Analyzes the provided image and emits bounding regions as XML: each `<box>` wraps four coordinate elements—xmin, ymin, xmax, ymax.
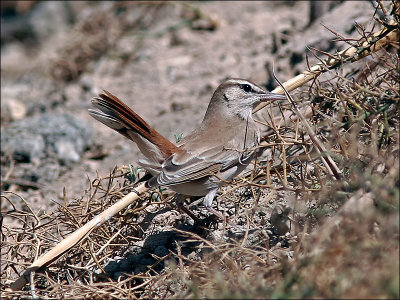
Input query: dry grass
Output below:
<box><xmin>49</xmin><ymin>2</ymin><xmax>167</xmax><ymax>82</ymax></box>
<box><xmin>1</xmin><ymin>2</ymin><xmax>399</xmax><ymax>299</ymax></box>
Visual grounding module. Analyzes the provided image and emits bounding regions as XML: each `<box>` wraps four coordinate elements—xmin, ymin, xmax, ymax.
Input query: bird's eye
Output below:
<box><xmin>240</xmin><ymin>84</ymin><xmax>252</xmax><ymax>93</ymax></box>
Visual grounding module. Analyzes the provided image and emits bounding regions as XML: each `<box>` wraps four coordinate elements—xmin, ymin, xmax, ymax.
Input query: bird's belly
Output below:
<box><xmin>169</xmin><ymin>177</ymin><xmax>217</xmax><ymax>196</ymax></box>
<box><xmin>168</xmin><ymin>155</ymin><xmax>253</xmax><ymax>196</ymax></box>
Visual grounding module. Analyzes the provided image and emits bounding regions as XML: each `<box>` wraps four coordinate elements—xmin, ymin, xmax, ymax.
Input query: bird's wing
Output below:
<box><xmin>146</xmin><ymin>145</ymin><xmax>254</xmax><ymax>187</ymax></box>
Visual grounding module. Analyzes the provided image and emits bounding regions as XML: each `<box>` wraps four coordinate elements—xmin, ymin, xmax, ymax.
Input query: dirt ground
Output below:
<box><xmin>1</xmin><ymin>1</ymin><xmax>398</xmax><ymax>298</ymax></box>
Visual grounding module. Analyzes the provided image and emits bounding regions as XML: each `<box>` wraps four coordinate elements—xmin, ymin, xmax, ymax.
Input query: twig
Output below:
<box><xmin>1</xmin><ymin>178</ymin><xmax>43</xmax><ymax>190</ymax></box>
<box><xmin>253</xmin><ymin>21</ymin><xmax>399</xmax><ymax>113</ymax></box>
<box><xmin>9</xmin><ymin>183</ymin><xmax>149</xmax><ymax>291</ymax></box>
<box><xmin>271</xmin><ymin>68</ymin><xmax>343</xmax><ymax>181</ymax></box>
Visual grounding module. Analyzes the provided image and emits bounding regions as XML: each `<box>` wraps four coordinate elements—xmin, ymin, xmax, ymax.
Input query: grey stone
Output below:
<box><xmin>1</xmin><ymin>98</ymin><xmax>27</xmax><ymax>122</ymax></box>
<box><xmin>1</xmin><ymin>112</ymin><xmax>93</xmax><ymax>180</ymax></box>
<box><xmin>1</xmin><ymin>131</ymin><xmax>45</xmax><ymax>163</ymax></box>
<box><xmin>54</xmin><ymin>140</ymin><xmax>80</xmax><ymax>166</ymax></box>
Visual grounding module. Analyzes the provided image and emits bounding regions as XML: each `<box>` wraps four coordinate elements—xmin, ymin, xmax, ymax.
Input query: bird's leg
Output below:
<box><xmin>174</xmin><ymin>193</ymin><xmax>200</xmax><ymax>222</ymax></box>
<box><xmin>203</xmin><ymin>189</ymin><xmax>239</xmax><ymax>228</ymax></box>
<box><xmin>173</xmin><ymin>191</ymin><xmax>238</xmax><ymax>228</ymax></box>
<box><xmin>203</xmin><ymin>189</ymin><xmax>223</xmax><ymax>219</ymax></box>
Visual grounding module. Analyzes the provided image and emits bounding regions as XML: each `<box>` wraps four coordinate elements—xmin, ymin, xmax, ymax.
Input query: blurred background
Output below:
<box><xmin>1</xmin><ymin>1</ymin><xmax>374</xmax><ymax>212</ymax></box>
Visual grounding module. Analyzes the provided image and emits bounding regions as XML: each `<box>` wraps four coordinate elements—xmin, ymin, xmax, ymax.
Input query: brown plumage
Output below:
<box><xmin>89</xmin><ymin>90</ymin><xmax>178</xmax><ymax>169</ymax></box>
<box><xmin>88</xmin><ymin>79</ymin><xmax>286</xmax><ymax>223</ymax></box>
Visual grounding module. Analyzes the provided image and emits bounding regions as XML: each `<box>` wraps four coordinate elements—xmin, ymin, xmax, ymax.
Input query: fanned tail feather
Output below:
<box><xmin>88</xmin><ymin>90</ymin><xmax>178</xmax><ymax>161</ymax></box>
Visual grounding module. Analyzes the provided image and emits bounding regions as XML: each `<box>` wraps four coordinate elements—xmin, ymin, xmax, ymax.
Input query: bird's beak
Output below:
<box><xmin>259</xmin><ymin>92</ymin><xmax>287</xmax><ymax>102</ymax></box>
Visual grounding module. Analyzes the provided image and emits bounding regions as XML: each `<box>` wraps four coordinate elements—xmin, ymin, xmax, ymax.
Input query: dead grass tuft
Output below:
<box><xmin>49</xmin><ymin>2</ymin><xmax>167</xmax><ymax>82</ymax></box>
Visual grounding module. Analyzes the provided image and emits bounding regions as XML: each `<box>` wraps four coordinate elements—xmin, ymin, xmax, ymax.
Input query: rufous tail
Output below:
<box><xmin>88</xmin><ymin>90</ymin><xmax>178</xmax><ymax>160</ymax></box>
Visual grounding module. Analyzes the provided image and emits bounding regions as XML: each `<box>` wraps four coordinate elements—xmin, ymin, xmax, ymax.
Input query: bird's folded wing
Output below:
<box><xmin>147</xmin><ymin>145</ymin><xmax>254</xmax><ymax>187</ymax></box>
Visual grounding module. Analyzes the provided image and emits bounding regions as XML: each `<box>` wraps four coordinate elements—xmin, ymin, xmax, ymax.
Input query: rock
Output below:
<box><xmin>29</xmin><ymin>1</ymin><xmax>73</xmax><ymax>42</ymax></box>
<box><xmin>0</xmin><ymin>43</ymin><xmax>33</xmax><ymax>76</ymax></box>
<box><xmin>1</xmin><ymin>84</ymin><xmax>30</xmax><ymax>123</ymax></box>
<box><xmin>54</xmin><ymin>140</ymin><xmax>81</xmax><ymax>165</ymax></box>
<box><xmin>2</xmin><ymin>99</ymin><xmax>28</xmax><ymax>122</ymax></box>
<box><xmin>8</xmin><ymin>99</ymin><xmax>27</xmax><ymax>120</ymax></box>
<box><xmin>1</xmin><ymin>112</ymin><xmax>93</xmax><ymax>180</ymax></box>
<box><xmin>1</xmin><ymin>132</ymin><xmax>45</xmax><ymax>163</ymax></box>
<box><xmin>270</xmin><ymin>205</ymin><xmax>291</xmax><ymax>236</ymax></box>
<box><xmin>63</xmin><ymin>84</ymin><xmax>82</xmax><ymax>102</ymax></box>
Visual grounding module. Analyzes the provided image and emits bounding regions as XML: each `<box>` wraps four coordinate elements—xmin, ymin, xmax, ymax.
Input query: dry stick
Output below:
<box><xmin>272</xmin><ymin>69</ymin><xmax>343</xmax><ymax>180</ymax></box>
<box><xmin>9</xmin><ymin>182</ymin><xmax>149</xmax><ymax>291</ymax></box>
<box><xmin>253</xmin><ymin>22</ymin><xmax>399</xmax><ymax>113</ymax></box>
<box><xmin>254</xmin><ymin>23</ymin><xmax>399</xmax><ymax>180</ymax></box>
<box><xmin>9</xmin><ymin>23</ymin><xmax>399</xmax><ymax>293</ymax></box>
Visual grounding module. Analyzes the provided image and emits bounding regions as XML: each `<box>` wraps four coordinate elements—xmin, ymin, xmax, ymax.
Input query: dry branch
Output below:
<box><xmin>254</xmin><ymin>21</ymin><xmax>399</xmax><ymax>113</ymax></box>
<box><xmin>9</xmin><ymin>183</ymin><xmax>149</xmax><ymax>291</ymax></box>
<box><xmin>272</xmin><ymin>71</ymin><xmax>343</xmax><ymax>181</ymax></box>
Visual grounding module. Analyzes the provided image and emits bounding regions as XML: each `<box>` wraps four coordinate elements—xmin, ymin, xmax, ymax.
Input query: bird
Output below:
<box><xmin>88</xmin><ymin>78</ymin><xmax>286</xmax><ymax>224</ymax></box>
